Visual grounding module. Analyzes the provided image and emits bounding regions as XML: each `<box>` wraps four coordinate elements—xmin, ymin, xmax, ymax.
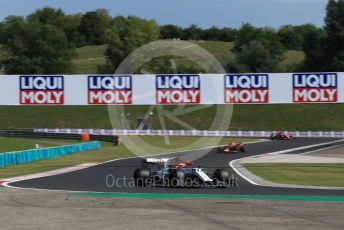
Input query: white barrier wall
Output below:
<box><xmin>34</xmin><ymin>128</ymin><xmax>344</xmax><ymax>138</ymax></box>
<box><xmin>0</xmin><ymin>73</ymin><xmax>343</xmax><ymax>105</ymax></box>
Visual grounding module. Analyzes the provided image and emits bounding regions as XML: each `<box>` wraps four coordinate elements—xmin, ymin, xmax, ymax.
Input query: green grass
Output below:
<box><xmin>71</xmin><ymin>41</ymin><xmax>235</xmax><ymax>74</ymax></box>
<box><xmin>1</xmin><ymin>104</ymin><xmax>344</xmax><ymax>130</ymax></box>
<box><xmin>0</xmin><ymin>137</ymin><xmax>79</xmax><ymax>153</ymax></box>
<box><xmin>71</xmin><ymin>41</ymin><xmax>305</xmax><ymax>74</ymax></box>
<box><xmin>0</xmin><ymin>136</ymin><xmax>254</xmax><ymax>178</ymax></box>
<box><xmin>230</xmin><ymin>104</ymin><xmax>344</xmax><ymax>130</ymax></box>
<box><xmin>282</xmin><ymin>50</ymin><xmax>305</xmax><ymax>67</ymax></box>
<box><xmin>193</xmin><ymin>40</ymin><xmax>235</xmax><ymax>61</ymax></box>
<box><xmin>244</xmin><ymin>163</ymin><xmax>344</xmax><ymax>187</ymax></box>
<box><xmin>73</xmin><ymin>44</ymin><xmax>108</xmax><ymax>74</ymax></box>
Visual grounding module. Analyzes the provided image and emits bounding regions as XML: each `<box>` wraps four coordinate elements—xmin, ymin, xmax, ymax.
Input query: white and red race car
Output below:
<box><xmin>134</xmin><ymin>157</ymin><xmax>237</xmax><ymax>188</ymax></box>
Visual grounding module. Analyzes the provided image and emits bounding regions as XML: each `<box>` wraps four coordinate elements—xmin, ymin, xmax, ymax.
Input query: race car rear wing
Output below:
<box><xmin>146</xmin><ymin>158</ymin><xmax>170</xmax><ymax>163</ymax></box>
<box><xmin>193</xmin><ymin>168</ymin><xmax>213</xmax><ymax>182</ymax></box>
<box><xmin>142</xmin><ymin>158</ymin><xmax>171</xmax><ymax>168</ymax></box>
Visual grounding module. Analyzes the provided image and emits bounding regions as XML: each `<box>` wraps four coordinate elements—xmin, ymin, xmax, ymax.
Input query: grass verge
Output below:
<box><xmin>243</xmin><ymin>163</ymin><xmax>344</xmax><ymax>187</ymax></box>
<box><xmin>2</xmin><ymin>104</ymin><xmax>344</xmax><ymax>130</ymax></box>
<box><xmin>73</xmin><ymin>44</ymin><xmax>107</xmax><ymax>74</ymax></box>
<box><xmin>0</xmin><ymin>137</ymin><xmax>79</xmax><ymax>153</ymax></box>
<box><xmin>0</xmin><ymin>136</ymin><xmax>255</xmax><ymax>178</ymax></box>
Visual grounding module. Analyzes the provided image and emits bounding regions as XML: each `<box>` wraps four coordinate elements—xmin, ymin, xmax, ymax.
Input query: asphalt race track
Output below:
<box><xmin>8</xmin><ymin>138</ymin><xmax>344</xmax><ymax>196</ymax></box>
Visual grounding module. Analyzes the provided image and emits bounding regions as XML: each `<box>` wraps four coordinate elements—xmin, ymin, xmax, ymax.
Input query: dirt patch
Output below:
<box><xmin>0</xmin><ymin>187</ymin><xmax>344</xmax><ymax>230</ymax></box>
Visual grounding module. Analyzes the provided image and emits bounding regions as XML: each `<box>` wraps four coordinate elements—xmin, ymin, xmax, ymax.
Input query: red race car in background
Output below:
<box><xmin>270</xmin><ymin>131</ymin><xmax>295</xmax><ymax>140</ymax></box>
<box><xmin>217</xmin><ymin>142</ymin><xmax>245</xmax><ymax>153</ymax></box>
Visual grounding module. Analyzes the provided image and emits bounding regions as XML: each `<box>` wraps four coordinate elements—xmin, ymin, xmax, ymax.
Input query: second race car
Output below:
<box><xmin>270</xmin><ymin>131</ymin><xmax>295</xmax><ymax>140</ymax></box>
<box><xmin>217</xmin><ymin>142</ymin><xmax>245</xmax><ymax>153</ymax></box>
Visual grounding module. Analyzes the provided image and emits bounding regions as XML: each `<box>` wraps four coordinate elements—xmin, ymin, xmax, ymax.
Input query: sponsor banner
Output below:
<box><xmin>218</xmin><ymin>131</ymin><xmax>227</xmax><ymax>136</ymax></box>
<box><xmin>150</xmin><ymin>130</ymin><xmax>159</xmax><ymax>135</ymax></box>
<box><xmin>71</xmin><ymin>129</ymin><xmax>81</xmax><ymax>134</ymax></box>
<box><xmin>156</xmin><ymin>75</ymin><xmax>200</xmax><ymax>104</ymax></box>
<box><xmin>20</xmin><ymin>76</ymin><xmax>64</xmax><ymax>105</ymax></box>
<box><xmin>88</xmin><ymin>76</ymin><xmax>132</xmax><ymax>105</ymax></box>
<box><xmin>322</xmin><ymin>131</ymin><xmax>333</xmax><ymax>137</ymax></box>
<box><xmin>104</xmin><ymin>129</ymin><xmax>113</xmax><ymax>135</ymax></box>
<box><xmin>2</xmin><ymin>73</ymin><xmax>344</xmax><ymax>105</ymax></box>
<box><xmin>92</xmin><ymin>129</ymin><xmax>102</xmax><ymax>135</ymax></box>
<box><xmin>224</xmin><ymin>74</ymin><xmax>269</xmax><ymax>104</ymax></box>
<box><xmin>34</xmin><ymin>129</ymin><xmax>344</xmax><ymax>138</ymax></box>
<box><xmin>334</xmin><ymin>131</ymin><xmax>344</xmax><ymax>137</ymax></box>
<box><xmin>47</xmin><ymin>128</ymin><xmax>58</xmax><ymax>133</ymax></box>
<box><xmin>293</xmin><ymin>73</ymin><xmax>338</xmax><ymax>103</ymax></box>
<box><xmin>229</xmin><ymin>131</ymin><xmax>239</xmax><ymax>137</ymax></box>
<box><xmin>288</xmin><ymin>131</ymin><xmax>298</xmax><ymax>137</ymax></box>
<box><xmin>310</xmin><ymin>131</ymin><xmax>321</xmax><ymax>137</ymax></box>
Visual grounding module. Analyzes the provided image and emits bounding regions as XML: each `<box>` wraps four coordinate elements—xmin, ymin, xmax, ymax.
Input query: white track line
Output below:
<box><xmin>229</xmin><ymin>139</ymin><xmax>344</xmax><ymax>187</ymax></box>
<box><xmin>299</xmin><ymin>142</ymin><xmax>344</xmax><ymax>155</ymax></box>
<box><xmin>0</xmin><ymin>163</ymin><xmax>98</xmax><ymax>185</ymax></box>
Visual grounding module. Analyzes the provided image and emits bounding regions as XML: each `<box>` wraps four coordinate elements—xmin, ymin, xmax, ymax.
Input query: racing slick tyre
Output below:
<box><xmin>134</xmin><ymin>168</ymin><xmax>150</xmax><ymax>187</ymax></box>
<box><xmin>169</xmin><ymin>170</ymin><xmax>185</xmax><ymax>188</ymax></box>
<box><xmin>213</xmin><ymin>169</ymin><xmax>230</xmax><ymax>188</ymax></box>
<box><xmin>270</xmin><ymin>135</ymin><xmax>277</xmax><ymax>140</ymax></box>
<box><xmin>184</xmin><ymin>177</ymin><xmax>194</xmax><ymax>188</ymax></box>
<box><xmin>240</xmin><ymin>146</ymin><xmax>245</xmax><ymax>153</ymax></box>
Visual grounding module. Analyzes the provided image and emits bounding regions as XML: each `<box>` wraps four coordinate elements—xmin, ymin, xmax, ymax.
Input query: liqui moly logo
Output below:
<box><xmin>293</xmin><ymin>73</ymin><xmax>338</xmax><ymax>103</ymax></box>
<box><xmin>88</xmin><ymin>76</ymin><xmax>132</xmax><ymax>104</ymax></box>
<box><xmin>224</xmin><ymin>74</ymin><xmax>269</xmax><ymax>104</ymax></box>
<box><xmin>156</xmin><ymin>75</ymin><xmax>200</xmax><ymax>104</ymax></box>
<box><xmin>20</xmin><ymin>76</ymin><xmax>64</xmax><ymax>105</ymax></box>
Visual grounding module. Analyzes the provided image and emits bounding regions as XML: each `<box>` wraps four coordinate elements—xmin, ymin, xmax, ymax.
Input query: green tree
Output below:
<box><xmin>61</xmin><ymin>14</ymin><xmax>84</xmax><ymax>46</ymax></box>
<box><xmin>181</xmin><ymin>24</ymin><xmax>202</xmax><ymax>40</ymax></box>
<box><xmin>27</xmin><ymin>7</ymin><xmax>83</xmax><ymax>46</ymax></box>
<box><xmin>160</xmin><ymin>24</ymin><xmax>182</xmax><ymax>39</ymax></box>
<box><xmin>302</xmin><ymin>0</ymin><xmax>344</xmax><ymax>71</ymax></box>
<box><xmin>79</xmin><ymin>9</ymin><xmax>112</xmax><ymax>45</ymax></box>
<box><xmin>234</xmin><ymin>23</ymin><xmax>285</xmax><ymax>61</ymax></box>
<box><xmin>278</xmin><ymin>24</ymin><xmax>323</xmax><ymax>50</ymax></box>
<box><xmin>219</xmin><ymin>27</ymin><xmax>237</xmax><ymax>42</ymax></box>
<box><xmin>235</xmin><ymin>40</ymin><xmax>279</xmax><ymax>73</ymax></box>
<box><xmin>0</xmin><ymin>16</ymin><xmax>76</xmax><ymax>74</ymax></box>
<box><xmin>301</xmin><ymin>27</ymin><xmax>326</xmax><ymax>71</ymax></box>
<box><xmin>233</xmin><ymin>23</ymin><xmax>260</xmax><ymax>51</ymax></box>
<box><xmin>258</xmin><ymin>27</ymin><xmax>285</xmax><ymax>60</ymax></box>
<box><xmin>98</xmin><ymin>16</ymin><xmax>160</xmax><ymax>73</ymax></box>
<box><xmin>322</xmin><ymin>0</ymin><xmax>344</xmax><ymax>70</ymax></box>
<box><xmin>278</xmin><ymin>25</ymin><xmax>304</xmax><ymax>50</ymax></box>
<box><xmin>27</xmin><ymin>7</ymin><xmax>65</xmax><ymax>27</ymax></box>
<box><xmin>201</xmin><ymin>26</ymin><xmax>222</xmax><ymax>41</ymax></box>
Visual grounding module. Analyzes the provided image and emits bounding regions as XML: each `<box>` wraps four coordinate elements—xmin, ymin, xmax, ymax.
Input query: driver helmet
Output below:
<box><xmin>230</xmin><ymin>142</ymin><xmax>237</xmax><ymax>146</ymax></box>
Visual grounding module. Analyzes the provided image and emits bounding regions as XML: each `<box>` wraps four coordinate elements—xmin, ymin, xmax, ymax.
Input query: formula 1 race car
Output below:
<box><xmin>270</xmin><ymin>131</ymin><xmax>295</xmax><ymax>140</ymax></box>
<box><xmin>217</xmin><ymin>142</ymin><xmax>245</xmax><ymax>153</ymax></box>
<box><xmin>133</xmin><ymin>157</ymin><xmax>236</xmax><ymax>188</ymax></box>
